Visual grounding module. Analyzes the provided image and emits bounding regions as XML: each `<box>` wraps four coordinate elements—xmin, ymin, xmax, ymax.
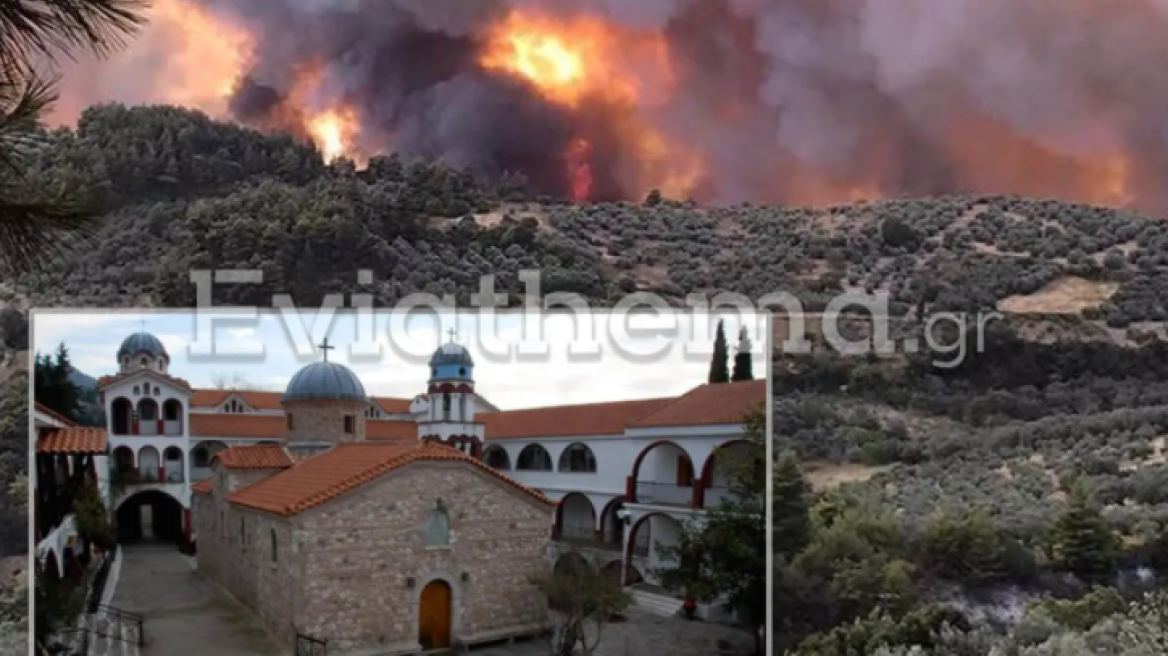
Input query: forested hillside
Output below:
<box><xmin>4</xmin><ymin>104</ymin><xmax>1167</xmax><ymax>654</ymax></box>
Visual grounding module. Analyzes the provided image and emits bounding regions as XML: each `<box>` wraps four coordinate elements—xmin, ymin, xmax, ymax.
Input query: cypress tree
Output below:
<box><xmin>1049</xmin><ymin>484</ymin><xmax>1119</xmax><ymax>582</ymax></box>
<box><xmin>34</xmin><ymin>343</ymin><xmax>81</xmax><ymax>421</ymax></box>
<box><xmin>731</xmin><ymin>327</ymin><xmax>754</xmax><ymax>381</ymax></box>
<box><xmin>773</xmin><ymin>450</ymin><xmax>812</xmax><ymax>559</ymax></box>
<box><xmin>708</xmin><ymin>320</ymin><xmax>730</xmax><ymax>383</ymax></box>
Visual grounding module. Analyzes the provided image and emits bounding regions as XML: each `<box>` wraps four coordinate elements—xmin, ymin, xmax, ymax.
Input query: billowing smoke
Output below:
<box><xmin>54</xmin><ymin>0</ymin><xmax>1168</xmax><ymax>210</ymax></box>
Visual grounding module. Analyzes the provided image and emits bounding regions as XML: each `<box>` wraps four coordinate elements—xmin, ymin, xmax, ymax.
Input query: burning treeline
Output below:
<box><xmin>53</xmin><ymin>0</ymin><xmax>1168</xmax><ymax>210</ymax></box>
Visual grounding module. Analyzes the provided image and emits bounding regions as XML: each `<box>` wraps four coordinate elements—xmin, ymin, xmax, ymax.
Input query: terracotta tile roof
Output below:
<box><xmin>367</xmin><ymin>420</ymin><xmax>417</xmax><ymax>441</ymax></box>
<box><xmin>35</xmin><ymin>402</ymin><xmax>78</xmax><ymax>427</ymax></box>
<box><xmin>227</xmin><ymin>441</ymin><xmax>553</xmax><ymax>516</ymax></box>
<box><xmin>211</xmin><ymin>444</ymin><xmax>294</xmax><ymax>470</ymax></box>
<box><xmin>37</xmin><ymin>428</ymin><xmax>107</xmax><ymax>454</ymax></box>
<box><xmin>189</xmin><ymin>389</ymin><xmax>411</xmax><ymax>413</ymax></box>
<box><xmin>190</xmin><ymin>414</ymin><xmax>286</xmax><ymax>438</ymax></box>
<box><xmin>190</xmin><ymin>390</ymin><xmax>283</xmax><ymax>410</ymax></box>
<box><xmin>630</xmin><ymin>380</ymin><xmax>766</xmax><ymax>428</ymax></box>
<box><xmin>373</xmin><ymin>397</ymin><xmax>411</xmax><ymax>414</ymax></box>
<box><xmin>98</xmin><ymin>371</ymin><xmax>192</xmax><ymax>390</ymax></box>
<box><xmin>478</xmin><ymin>398</ymin><xmax>675</xmax><ymax>439</ymax></box>
<box><xmin>191</xmin><ymin>479</ymin><xmax>213</xmax><ymax>495</ymax></box>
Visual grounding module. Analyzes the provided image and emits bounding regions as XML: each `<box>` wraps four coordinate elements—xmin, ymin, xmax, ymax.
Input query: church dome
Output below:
<box><xmin>282</xmin><ymin>362</ymin><xmax>367</xmax><ymax>403</ymax></box>
<box><xmin>429</xmin><ymin>342</ymin><xmax>474</xmax><ymax>368</ymax></box>
<box><xmin>117</xmin><ymin>332</ymin><xmax>167</xmax><ymax>360</ymax></box>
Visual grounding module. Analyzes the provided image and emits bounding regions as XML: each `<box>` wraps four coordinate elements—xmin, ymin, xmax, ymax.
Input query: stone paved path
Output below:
<box><xmin>469</xmin><ymin>609</ymin><xmax>755</xmax><ymax>656</ymax></box>
<box><xmin>110</xmin><ymin>543</ymin><xmax>283</xmax><ymax>656</ymax></box>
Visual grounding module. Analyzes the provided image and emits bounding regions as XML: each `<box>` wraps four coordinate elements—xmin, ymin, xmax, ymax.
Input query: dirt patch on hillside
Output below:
<box><xmin>998</xmin><ymin>276</ymin><xmax>1119</xmax><ymax>315</ymax></box>
<box><xmin>805</xmin><ymin>462</ymin><xmax>894</xmax><ymax>490</ymax></box>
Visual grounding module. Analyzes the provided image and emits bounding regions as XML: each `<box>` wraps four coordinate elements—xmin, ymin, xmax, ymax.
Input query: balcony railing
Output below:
<box><xmin>704</xmin><ymin>486</ymin><xmax>732</xmax><ymax>507</ymax></box>
<box><xmin>634</xmin><ymin>482</ymin><xmax>693</xmax><ymax>507</ymax></box>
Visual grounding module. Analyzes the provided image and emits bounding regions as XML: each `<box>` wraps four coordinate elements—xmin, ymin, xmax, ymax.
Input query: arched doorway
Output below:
<box><xmin>112</xmin><ymin>446</ymin><xmax>134</xmax><ymax>472</ymax></box>
<box><xmin>700</xmin><ymin>440</ymin><xmax>760</xmax><ymax>508</ymax></box>
<box><xmin>625</xmin><ymin>513</ymin><xmax>683</xmax><ymax>586</ymax></box>
<box><xmin>138</xmin><ymin>446</ymin><xmax>160</xmax><ymax>482</ymax></box>
<box><xmin>116</xmin><ymin>490</ymin><xmax>184</xmax><ymax>544</ymax></box>
<box><xmin>137</xmin><ymin>398</ymin><xmax>159</xmax><ymax>435</ymax></box>
<box><xmin>110</xmin><ymin>397</ymin><xmax>132</xmax><ymax>435</ymax></box>
<box><xmin>162</xmin><ymin>399</ymin><xmax>183</xmax><ymax>435</ymax></box>
<box><xmin>418</xmin><ymin>580</ymin><xmax>452</xmax><ymax>650</ymax></box>
<box><xmin>163</xmin><ymin>446</ymin><xmax>184</xmax><ymax>483</ymax></box>
<box><xmin>630</xmin><ymin>441</ymin><xmax>696</xmax><ymax>506</ymax></box>
<box><xmin>600</xmin><ymin>497</ymin><xmax>627</xmax><ymax>549</ymax></box>
<box><xmin>556</xmin><ymin>493</ymin><xmax>596</xmax><ymax>542</ymax></box>
<box><xmin>483</xmin><ymin>445</ymin><xmax>510</xmax><ymax>470</ymax></box>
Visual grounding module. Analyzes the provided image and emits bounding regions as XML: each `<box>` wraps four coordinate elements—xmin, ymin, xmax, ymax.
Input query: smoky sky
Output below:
<box><xmin>174</xmin><ymin>0</ymin><xmax>1168</xmax><ymax>208</ymax></box>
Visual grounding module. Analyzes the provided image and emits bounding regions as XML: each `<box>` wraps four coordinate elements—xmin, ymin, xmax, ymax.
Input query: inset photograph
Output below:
<box><xmin>32</xmin><ymin>310</ymin><xmax>768</xmax><ymax>656</ymax></box>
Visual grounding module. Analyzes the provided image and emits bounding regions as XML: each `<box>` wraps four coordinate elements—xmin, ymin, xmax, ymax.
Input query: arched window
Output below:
<box><xmin>140</xmin><ymin>357</ymin><xmax>147</xmax><ymax>367</ymax></box>
<box><xmin>484</xmin><ymin>446</ymin><xmax>510</xmax><ymax>470</ymax></box>
<box><xmin>459</xmin><ymin>393</ymin><xmax>467</xmax><ymax>421</ymax></box>
<box><xmin>270</xmin><ymin>529</ymin><xmax>278</xmax><ymax>563</ymax></box>
<box><xmin>192</xmin><ymin>446</ymin><xmax>209</xmax><ymax>469</ymax></box>
<box><xmin>133</xmin><ymin>385</ymin><xmax>140</xmax><ymax>396</ymax></box>
<box><xmin>443</xmin><ymin>392</ymin><xmax>451</xmax><ymax>420</ymax></box>
<box><xmin>287</xmin><ymin>414</ymin><xmax>294</xmax><ymax>430</ymax></box>
<box><xmin>558</xmin><ymin>443</ymin><xmax>597</xmax><ymax>473</ymax></box>
<box><xmin>517</xmin><ymin>444</ymin><xmax>552</xmax><ymax>471</ymax></box>
<box><xmin>240</xmin><ymin>516</ymin><xmax>245</xmax><ymax>545</ymax></box>
<box><xmin>426</xmin><ymin>500</ymin><xmax>450</xmax><ymax>547</ymax></box>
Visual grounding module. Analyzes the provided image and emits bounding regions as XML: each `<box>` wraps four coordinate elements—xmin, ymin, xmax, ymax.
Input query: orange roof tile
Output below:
<box><xmin>98</xmin><ymin>371</ymin><xmax>192</xmax><ymax>390</ymax></box>
<box><xmin>190</xmin><ymin>390</ymin><xmax>284</xmax><ymax>410</ymax></box>
<box><xmin>189</xmin><ymin>389</ymin><xmax>410</xmax><ymax>413</ymax></box>
<box><xmin>191</xmin><ymin>479</ymin><xmax>213</xmax><ymax>495</ymax></box>
<box><xmin>478</xmin><ymin>398</ymin><xmax>675</xmax><ymax>439</ymax></box>
<box><xmin>373</xmin><ymin>397</ymin><xmax>411</xmax><ymax>414</ymax></box>
<box><xmin>367</xmin><ymin>420</ymin><xmax>417</xmax><ymax>441</ymax></box>
<box><xmin>190</xmin><ymin>414</ymin><xmax>286</xmax><ymax>438</ymax></box>
<box><xmin>37</xmin><ymin>428</ymin><xmax>107</xmax><ymax>454</ymax></box>
<box><xmin>228</xmin><ymin>441</ymin><xmax>553</xmax><ymax>516</ymax></box>
<box><xmin>630</xmin><ymin>380</ymin><xmax>766</xmax><ymax>428</ymax></box>
<box><xmin>212</xmin><ymin>444</ymin><xmax>293</xmax><ymax>470</ymax></box>
<box><xmin>35</xmin><ymin>402</ymin><xmax>78</xmax><ymax>427</ymax></box>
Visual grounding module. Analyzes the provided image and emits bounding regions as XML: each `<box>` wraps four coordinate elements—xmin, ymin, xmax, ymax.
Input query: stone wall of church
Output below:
<box><xmin>195</xmin><ymin>479</ymin><xmax>299</xmax><ymax>643</ymax></box>
<box><xmin>283</xmin><ymin>400</ymin><xmax>368</xmax><ymax>444</ymax></box>
<box><xmin>289</xmin><ymin>462</ymin><xmax>554</xmax><ymax>653</ymax></box>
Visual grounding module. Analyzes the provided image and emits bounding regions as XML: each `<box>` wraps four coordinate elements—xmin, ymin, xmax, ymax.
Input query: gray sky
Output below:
<box><xmin>33</xmin><ymin>310</ymin><xmax>767</xmax><ymax>410</ymax></box>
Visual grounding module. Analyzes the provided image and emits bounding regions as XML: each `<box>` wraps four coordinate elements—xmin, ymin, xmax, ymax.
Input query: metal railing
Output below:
<box><xmin>92</xmin><ymin>605</ymin><xmax>144</xmax><ymax>646</ymax></box>
<box><xmin>296</xmin><ymin>632</ymin><xmax>328</xmax><ymax>656</ymax></box>
<box><xmin>634</xmin><ymin>482</ymin><xmax>694</xmax><ymax>507</ymax></box>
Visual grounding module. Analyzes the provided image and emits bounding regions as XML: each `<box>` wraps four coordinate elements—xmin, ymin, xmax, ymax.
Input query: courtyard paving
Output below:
<box><xmin>109</xmin><ymin>543</ymin><xmax>283</xmax><ymax>656</ymax></box>
<box><xmin>107</xmin><ymin>544</ymin><xmax>753</xmax><ymax>656</ymax></box>
<box><xmin>468</xmin><ymin>610</ymin><xmax>756</xmax><ymax>656</ymax></box>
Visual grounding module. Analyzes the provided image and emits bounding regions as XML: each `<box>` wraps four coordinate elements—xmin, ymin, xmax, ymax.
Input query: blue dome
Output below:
<box><xmin>429</xmin><ymin>343</ymin><xmax>474</xmax><ymax>368</ymax></box>
<box><xmin>282</xmin><ymin>362</ymin><xmax>367</xmax><ymax>403</ymax></box>
<box><xmin>117</xmin><ymin>332</ymin><xmax>167</xmax><ymax>360</ymax></box>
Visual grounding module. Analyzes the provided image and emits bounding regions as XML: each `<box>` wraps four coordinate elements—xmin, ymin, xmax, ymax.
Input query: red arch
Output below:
<box><xmin>624</xmin><ymin>512</ymin><xmax>682</xmax><ymax>585</ymax></box>
<box><xmin>599</xmin><ymin>496</ymin><xmax>627</xmax><ymax>546</ymax></box>
<box><xmin>697</xmin><ymin>439</ymin><xmax>761</xmax><ymax>508</ymax></box>
<box><xmin>554</xmin><ymin>492</ymin><xmax>597</xmax><ymax>540</ymax></box>
<box><xmin>627</xmin><ymin>440</ymin><xmax>695</xmax><ymax>503</ymax></box>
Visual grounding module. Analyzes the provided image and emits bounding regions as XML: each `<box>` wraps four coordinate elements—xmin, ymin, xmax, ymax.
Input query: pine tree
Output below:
<box><xmin>1049</xmin><ymin>484</ymin><xmax>1119</xmax><ymax>582</ymax></box>
<box><xmin>731</xmin><ymin>326</ymin><xmax>754</xmax><ymax>381</ymax></box>
<box><xmin>773</xmin><ymin>450</ymin><xmax>812</xmax><ymax>559</ymax></box>
<box><xmin>34</xmin><ymin>343</ymin><xmax>81</xmax><ymax>421</ymax></box>
<box><xmin>708</xmin><ymin>320</ymin><xmax>730</xmax><ymax>383</ymax></box>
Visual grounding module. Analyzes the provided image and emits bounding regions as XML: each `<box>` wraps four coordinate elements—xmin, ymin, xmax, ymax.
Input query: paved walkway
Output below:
<box><xmin>471</xmin><ymin>610</ymin><xmax>755</xmax><ymax>656</ymax></box>
<box><xmin>109</xmin><ymin>543</ymin><xmax>283</xmax><ymax>656</ymax></box>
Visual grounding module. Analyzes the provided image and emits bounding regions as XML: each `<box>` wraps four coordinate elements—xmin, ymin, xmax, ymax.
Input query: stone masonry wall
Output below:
<box><xmin>294</xmin><ymin>462</ymin><xmax>554</xmax><ymax>653</ymax></box>
<box><xmin>196</xmin><ymin>466</ymin><xmax>298</xmax><ymax>644</ymax></box>
<box><xmin>283</xmin><ymin>400</ymin><xmax>368</xmax><ymax>445</ymax></box>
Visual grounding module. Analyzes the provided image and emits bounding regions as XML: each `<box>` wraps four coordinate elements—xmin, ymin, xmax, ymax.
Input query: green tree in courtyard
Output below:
<box><xmin>1049</xmin><ymin>483</ymin><xmax>1120</xmax><ymax>582</ymax></box>
<box><xmin>708</xmin><ymin>320</ymin><xmax>730</xmax><ymax>383</ymax></box>
<box><xmin>731</xmin><ymin>326</ymin><xmax>754</xmax><ymax>382</ymax></box>
<box><xmin>655</xmin><ymin>410</ymin><xmax>765</xmax><ymax>655</ymax></box>
<box><xmin>34</xmin><ymin>343</ymin><xmax>81</xmax><ymax>421</ymax></box>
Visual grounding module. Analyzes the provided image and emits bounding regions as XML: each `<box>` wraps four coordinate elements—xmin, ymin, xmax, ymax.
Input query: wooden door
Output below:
<box><xmin>419</xmin><ymin>580</ymin><xmax>452</xmax><ymax>650</ymax></box>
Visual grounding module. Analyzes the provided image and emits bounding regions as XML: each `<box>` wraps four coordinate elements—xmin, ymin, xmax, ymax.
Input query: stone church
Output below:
<box><xmin>192</xmin><ymin>353</ymin><xmax>556</xmax><ymax>654</ymax></box>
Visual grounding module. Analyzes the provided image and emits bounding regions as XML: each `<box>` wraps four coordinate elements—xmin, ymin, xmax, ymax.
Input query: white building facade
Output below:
<box><xmin>92</xmin><ymin>331</ymin><xmax>765</xmax><ymax>614</ymax></box>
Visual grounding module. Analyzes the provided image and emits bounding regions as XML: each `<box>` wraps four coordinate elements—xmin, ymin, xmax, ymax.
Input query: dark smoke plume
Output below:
<box><xmin>140</xmin><ymin>0</ymin><xmax>1168</xmax><ymax>208</ymax></box>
